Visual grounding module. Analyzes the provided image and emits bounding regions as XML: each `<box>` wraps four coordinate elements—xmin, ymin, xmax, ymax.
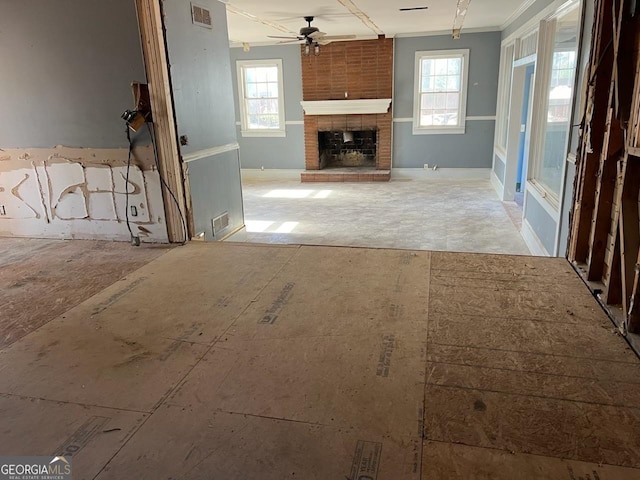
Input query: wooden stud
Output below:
<box><xmin>136</xmin><ymin>0</ymin><xmax>190</xmax><ymax>243</ymax></box>
<box><xmin>569</xmin><ymin>0</ymin><xmax>615</xmax><ymax>262</ymax></box>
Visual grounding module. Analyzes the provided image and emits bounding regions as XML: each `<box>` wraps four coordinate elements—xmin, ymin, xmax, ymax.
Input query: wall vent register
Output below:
<box><xmin>191</xmin><ymin>3</ymin><xmax>212</xmax><ymax>28</ymax></box>
<box><xmin>212</xmin><ymin>212</ymin><xmax>230</xmax><ymax>236</ymax></box>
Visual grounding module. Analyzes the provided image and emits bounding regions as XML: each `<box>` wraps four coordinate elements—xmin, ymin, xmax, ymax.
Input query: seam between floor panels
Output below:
<box><xmin>429</xmin><ymin>341</ymin><xmax>640</xmax><ymax>364</ymax></box>
<box><xmin>419</xmin><ymin>251</ymin><xmax>433</xmax><ymax>480</ymax></box>
<box><xmin>429</xmin><ymin>382</ymin><xmax>640</xmax><ymax>410</ymax></box>
<box><xmin>423</xmin><ymin>438</ymin><xmax>640</xmax><ymax>471</ymax></box>
<box><xmin>425</xmin><ymin>359</ymin><xmax>640</xmax><ymax>385</ymax></box>
<box><xmin>0</xmin><ymin>392</ymin><xmax>151</xmax><ymax>415</ymax></box>
<box><xmin>91</xmin><ymin>245</ymin><xmax>303</xmax><ymax>480</ymax></box>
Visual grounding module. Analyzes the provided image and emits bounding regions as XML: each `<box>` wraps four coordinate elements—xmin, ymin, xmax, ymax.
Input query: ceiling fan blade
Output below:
<box><xmin>308</xmin><ymin>31</ymin><xmax>326</xmax><ymax>39</ymax></box>
<box><xmin>278</xmin><ymin>39</ymin><xmax>303</xmax><ymax>44</ymax></box>
<box><xmin>321</xmin><ymin>35</ymin><xmax>356</xmax><ymax>40</ymax></box>
<box><xmin>267</xmin><ymin>35</ymin><xmax>303</xmax><ymax>40</ymax></box>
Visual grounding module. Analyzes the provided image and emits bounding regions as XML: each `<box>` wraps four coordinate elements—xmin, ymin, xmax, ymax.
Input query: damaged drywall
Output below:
<box><xmin>0</xmin><ymin>146</ymin><xmax>168</xmax><ymax>242</ymax></box>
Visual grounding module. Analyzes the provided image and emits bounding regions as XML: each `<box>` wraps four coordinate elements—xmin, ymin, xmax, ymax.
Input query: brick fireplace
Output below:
<box><xmin>300</xmin><ymin>38</ymin><xmax>393</xmax><ymax>182</ymax></box>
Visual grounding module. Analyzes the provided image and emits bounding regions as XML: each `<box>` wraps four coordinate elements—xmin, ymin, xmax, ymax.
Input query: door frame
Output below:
<box><xmin>135</xmin><ymin>0</ymin><xmax>192</xmax><ymax>242</ymax></box>
<box><xmin>503</xmin><ymin>56</ymin><xmax>537</xmax><ymax>202</ymax></box>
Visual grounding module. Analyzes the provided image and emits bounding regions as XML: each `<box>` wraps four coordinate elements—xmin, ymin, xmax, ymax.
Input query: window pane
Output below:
<box><xmin>267</xmin><ymin>82</ymin><xmax>279</xmax><ymax>98</ymax></box>
<box><xmin>417</xmin><ymin>53</ymin><xmax>465</xmax><ymax>129</ymax></box>
<box><xmin>420</xmin><ymin>111</ymin><xmax>434</xmax><ymax>126</ymax></box>
<box><xmin>421</xmin><ymin>75</ymin><xmax>434</xmax><ymax>92</ymax></box>
<box><xmin>445</xmin><ymin>111</ymin><xmax>458</xmax><ymax>125</ymax></box>
<box><xmin>536</xmin><ymin>9</ymin><xmax>579</xmax><ymax>197</ymax></box>
<box><xmin>247</xmin><ymin>99</ymin><xmax>261</xmax><ymax>115</ymax></box>
<box><xmin>447</xmin><ymin>58</ymin><xmax>461</xmax><ymax>75</ymax></box>
<box><xmin>266</xmin><ymin>66</ymin><xmax>278</xmax><ymax>82</ymax></box>
<box><xmin>446</xmin><ymin>75</ymin><xmax>460</xmax><ymax>91</ymax></box>
<box><xmin>434</xmin><ymin>58</ymin><xmax>448</xmax><ymax>75</ymax></box>
<box><xmin>421</xmin><ymin>93</ymin><xmax>435</xmax><ymax>109</ymax></box>
<box><xmin>245</xmin><ymin>68</ymin><xmax>257</xmax><ymax>83</ymax></box>
<box><xmin>240</xmin><ymin>62</ymin><xmax>283</xmax><ymax>131</ymax></box>
<box><xmin>421</xmin><ymin>59</ymin><xmax>433</xmax><ymax>78</ymax></box>
<box><xmin>248</xmin><ymin>114</ymin><xmax>280</xmax><ymax>129</ymax></box>
<box><xmin>446</xmin><ymin>93</ymin><xmax>459</xmax><ymax>109</ymax></box>
<box><xmin>256</xmin><ymin>68</ymin><xmax>269</xmax><ymax>83</ymax></box>
<box><xmin>248</xmin><ymin>99</ymin><xmax>278</xmax><ymax>114</ymax></box>
<box><xmin>245</xmin><ymin>83</ymin><xmax>258</xmax><ymax>98</ymax></box>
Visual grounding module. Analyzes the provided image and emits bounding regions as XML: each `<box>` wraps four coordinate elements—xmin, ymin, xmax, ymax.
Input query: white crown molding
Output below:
<box><xmin>393</xmin><ymin>26</ymin><xmax>500</xmax><ymax>39</ymax></box>
<box><xmin>500</xmin><ymin>0</ymin><xmax>538</xmax><ymax>31</ymax></box>
<box><xmin>229</xmin><ymin>36</ymin><xmax>378</xmax><ymax>49</ymax></box>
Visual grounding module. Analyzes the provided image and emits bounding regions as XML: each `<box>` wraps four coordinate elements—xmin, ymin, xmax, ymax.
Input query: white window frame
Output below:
<box><xmin>495</xmin><ymin>42</ymin><xmax>516</xmax><ymax>153</ymax></box>
<box><xmin>236</xmin><ymin>59</ymin><xmax>286</xmax><ymax>138</ymax></box>
<box><xmin>527</xmin><ymin>1</ymin><xmax>581</xmax><ymax>207</ymax></box>
<box><xmin>413</xmin><ymin>49</ymin><xmax>470</xmax><ymax>135</ymax></box>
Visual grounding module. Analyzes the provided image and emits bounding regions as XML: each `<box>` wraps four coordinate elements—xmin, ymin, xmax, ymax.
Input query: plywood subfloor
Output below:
<box><xmin>1</xmin><ymin>242</ymin><xmax>639</xmax><ymax>479</ymax></box>
<box><xmin>0</xmin><ymin>237</ymin><xmax>171</xmax><ymax>348</ymax></box>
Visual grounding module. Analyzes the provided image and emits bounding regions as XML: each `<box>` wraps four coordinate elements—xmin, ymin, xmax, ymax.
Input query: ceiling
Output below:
<box><xmin>223</xmin><ymin>0</ymin><xmax>535</xmax><ymax>47</ymax></box>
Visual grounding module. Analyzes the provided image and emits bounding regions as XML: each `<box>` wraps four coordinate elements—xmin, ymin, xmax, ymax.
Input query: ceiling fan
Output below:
<box><xmin>268</xmin><ymin>16</ymin><xmax>356</xmax><ymax>55</ymax></box>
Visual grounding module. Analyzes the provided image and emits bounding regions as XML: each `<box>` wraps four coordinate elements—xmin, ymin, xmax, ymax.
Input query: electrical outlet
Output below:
<box><xmin>130</xmin><ymin>206</ymin><xmax>138</xmax><ymax>217</ymax></box>
<box><xmin>423</xmin><ymin>164</ymin><xmax>429</xmax><ymax>169</ymax></box>
<box><xmin>0</xmin><ymin>205</ymin><xmax>5</xmax><ymax>216</ymax></box>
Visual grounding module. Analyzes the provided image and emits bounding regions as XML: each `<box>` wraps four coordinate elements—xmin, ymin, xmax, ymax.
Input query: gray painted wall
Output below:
<box><xmin>393</xmin><ymin>32</ymin><xmax>501</xmax><ymax>168</ymax></box>
<box><xmin>229</xmin><ymin>45</ymin><xmax>305</xmax><ymax>169</ymax></box>
<box><xmin>163</xmin><ymin>0</ymin><xmax>237</xmax><ymax>152</ymax></box>
<box><xmin>494</xmin><ymin>155</ymin><xmax>506</xmax><ymax>183</ymax></box>
<box><xmin>187</xmin><ymin>150</ymin><xmax>244</xmax><ymax>239</ymax></box>
<box><xmin>0</xmin><ymin>0</ymin><xmax>147</xmax><ymax>148</ymax></box>
<box><xmin>394</xmin><ymin>121</ymin><xmax>497</xmax><ymax>168</ymax></box>
<box><xmin>525</xmin><ymin>195</ymin><xmax>557</xmax><ymax>254</ymax></box>
<box><xmin>163</xmin><ymin>0</ymin><xmax>243</xmax><ymax>239</ymax></box>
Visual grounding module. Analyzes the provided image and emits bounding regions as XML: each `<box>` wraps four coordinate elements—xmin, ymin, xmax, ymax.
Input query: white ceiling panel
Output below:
<box><xmin>223</xmin><ymin>0</ymin><xmax>533</xmax><ymax>46</ymax></box>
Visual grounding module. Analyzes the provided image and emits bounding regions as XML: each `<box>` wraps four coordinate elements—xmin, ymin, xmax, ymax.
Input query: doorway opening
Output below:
<box><xmin>515</xmin><ymin>63</ymin><xmax>535</xmax><ymax>209</ymax></box>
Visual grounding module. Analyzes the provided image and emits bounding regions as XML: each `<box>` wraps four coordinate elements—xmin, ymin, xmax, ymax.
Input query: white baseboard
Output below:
<box><xmin>490</xmin><ymin>170</ymin><xmax>504</xmax><ymax>198</ymax></box>
<box><xmin>241</xmin><ymin>168</ymin><xmax>492</xmax><ymax>181</ymax></box>
<box><xmin>241</xmin><ymin>169</ymin><xmax>304</xmax><ymax>181</ymax></box>
<box><xmin>392</xmin><ymin>168</ymin><xmax>491</xmax><ymax>180</ymax></box>
<box><xmin>521</xmin><ymin>218</ymin><xmax>549</xmax><ymax>257</ymax></box>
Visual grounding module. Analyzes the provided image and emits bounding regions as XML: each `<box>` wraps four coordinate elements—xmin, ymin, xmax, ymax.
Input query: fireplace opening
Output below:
<box><xmin>318</xmin><ymin>130</ymin><xmax>377</xmax><ymax>169</ymax></box>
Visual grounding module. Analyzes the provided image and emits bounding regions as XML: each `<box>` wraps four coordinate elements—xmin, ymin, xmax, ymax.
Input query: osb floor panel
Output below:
<box><xmin>0</xmin><ymin>243</ymin><xmax>639</xmax><ymax>480</ymax></box>
<box><xmin>0</xmin><ymin>237</ymin><xmax>171</xmax><ymax>347</ymax></box>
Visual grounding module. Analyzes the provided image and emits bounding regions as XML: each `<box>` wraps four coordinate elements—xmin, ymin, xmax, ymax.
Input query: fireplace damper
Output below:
<box><xmin>318</xmin><ymin>130</ymin><xmax>377</xmax><ymax>169</ymax></box>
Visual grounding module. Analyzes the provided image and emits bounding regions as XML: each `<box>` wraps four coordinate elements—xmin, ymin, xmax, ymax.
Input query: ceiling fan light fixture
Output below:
<box><xmin>314</xmin><ymin>43</ymin><xmax>320</xmax><ymax>56</ymax></box>
<box><xmin>304</xmin><ymin>43</ymin><xmax>311</xmax><ymax>56</ymax></box>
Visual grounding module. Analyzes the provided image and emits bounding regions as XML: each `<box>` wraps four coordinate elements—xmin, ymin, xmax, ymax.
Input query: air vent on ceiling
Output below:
<box><xmin>212</xmin><ymin>212</ymin><xmax>230</xmax><ymax>237</ymax></box>
<box><xmin>191</xmin><ymin>3</ymin><xmax>212</xmax><ymax>29</ymax></box>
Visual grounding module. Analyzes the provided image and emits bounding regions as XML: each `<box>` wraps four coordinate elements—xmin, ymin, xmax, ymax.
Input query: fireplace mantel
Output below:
<box><xmin>300</xmin><ymin>99</ymin><xmax>392</xmax><ymax>116</ymax></box>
